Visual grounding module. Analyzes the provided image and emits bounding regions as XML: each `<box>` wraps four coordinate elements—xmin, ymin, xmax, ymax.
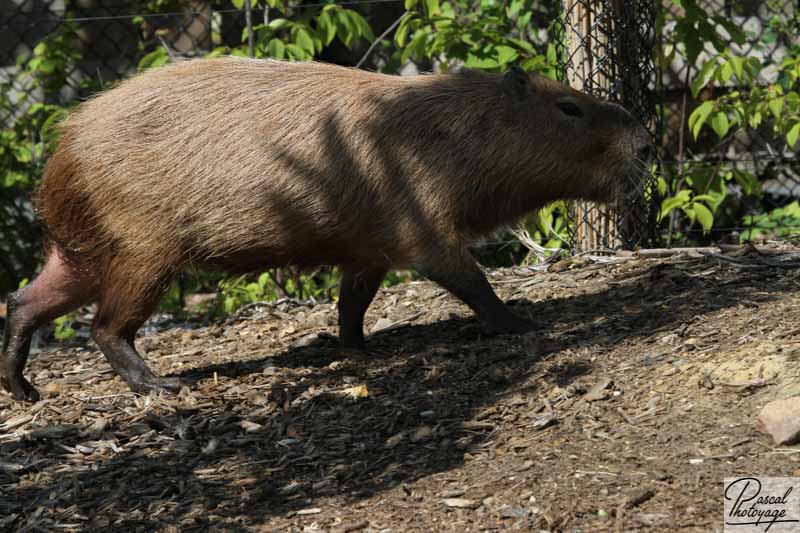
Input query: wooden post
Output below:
<box><xmin>563</xmin><ymin>0</ymin><xmax>619</xmax><ymax>252</ymax></box>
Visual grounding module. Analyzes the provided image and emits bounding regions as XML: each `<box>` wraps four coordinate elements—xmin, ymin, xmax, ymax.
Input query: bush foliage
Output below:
<box><xmin>0</xmin><ymin>0</ymin><xmax>798</xmax><ymax>315</ymax></box>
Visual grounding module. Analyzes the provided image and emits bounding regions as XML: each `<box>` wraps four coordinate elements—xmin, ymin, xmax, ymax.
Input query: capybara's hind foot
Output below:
<box><xmin>128</xmin><ymin>375</ymin><xmax>186</xmax><ymax>395</ymax></box>
<box><xmin>0</xmin><ymin>372</ymin><xmax>41</xmax><ymax>402</ymax></box>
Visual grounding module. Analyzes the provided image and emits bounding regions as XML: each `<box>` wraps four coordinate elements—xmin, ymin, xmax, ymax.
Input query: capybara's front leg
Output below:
<box><xmin>91</xmin><ymin>260</ymin><xmax>185</xmax><ymax>395</ymax></box>
<box><xmin>92</xmin><ymin>331</ymin><xmax>184</xmax><ymax>394</ymax></box>
<box><xmin>419</xmin><ymin>247</ymin><xmax>535</xmax><ymax>335</ymax></box>
<box><xmin>338</xmin><ymin>265</ymin><xmax>389</xmax><ymax>349</ymax></box>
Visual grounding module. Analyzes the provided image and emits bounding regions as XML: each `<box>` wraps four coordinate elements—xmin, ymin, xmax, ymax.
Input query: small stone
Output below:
<box><xmin>370</xmin><ymin>317</ymin><xmax>394</xmax><ymax>333</ymax></box>
<box><xmin>290</xmin><ymin>333</ymin><xmax>319</xmax><ymax>349</ymax></box>
<box><xmin>411</xmin><ymin>425</ymin><xmax>433</xmax><ymax>443</ymax></box>
<box><xmin>296</xmin><ymin>507</ymin><xmax>321</xmax><ymax>515</ymax></box>
<box><xmin>442</xmin><ymin>498</ymin><xmax>479</xmax><ymax>509</ymax></box>
<box><xmin>652</xmin><ymin>470</ymin><xmax>671</xmax><ymax>481</ymax></box>
<box><xmin>239</xmin><ymin>420</ymin><xmax>263</xmax><ymax>433</ymax></box>
<box><xmin>758</xmin><ymin>397</ymin><xmax>800</xmax><ymax>445</ymax></box>
<box><xmin>584</xmin><ymin>377</ymin><xmax>613</xmax><ymax>402</ymax></box>
<box><xmin>531</xmin><ymin>412</ymin><xmax>557</xmax><ymax>429</ymax></box>
<box><xmin>385</xmin><ymin>432</ymin><xmax>405</xmax><ymax>448</ymax></box>
<box><xmin>499</xmin><ymin>507</ymin><xmax>529</xmax><ymax>518</ymax></box>
<box><xmin>441</xmin><ymin>489</ymin><xmax>466</xmax><ymax>498</ymax></box>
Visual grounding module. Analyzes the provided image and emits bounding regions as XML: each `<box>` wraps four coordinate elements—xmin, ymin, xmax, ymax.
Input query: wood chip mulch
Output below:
<box><xmin>2</xmin><ymin>247</ymin><xmax>800</xmax><ymax>532</ymax></box>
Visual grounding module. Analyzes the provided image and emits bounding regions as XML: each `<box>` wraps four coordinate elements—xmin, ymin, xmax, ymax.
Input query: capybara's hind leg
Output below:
<box><xmin>338</xmin><ymin>265</ymin><xmax>388</xmax><ymax>348</ymax></box>
<box><xmin>418</xmin><ymin>246</ymin><xmax>535</xmax><ymax>335</ymax></box>
<box><xmin>91</xmin><ymin>265</ymin><xmax>184</xmax><ymax>395</ymax></box>
<box><xmin>1</xmin><ymin>249</ymin><xmax>97</xmax><ymax>401</ymax></box>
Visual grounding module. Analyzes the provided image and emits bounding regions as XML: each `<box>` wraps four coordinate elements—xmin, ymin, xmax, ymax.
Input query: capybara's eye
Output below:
<box><xmin>556</xmin><ymin>100</ymin><xmax>584</xmax><ymax>118</ymax></box>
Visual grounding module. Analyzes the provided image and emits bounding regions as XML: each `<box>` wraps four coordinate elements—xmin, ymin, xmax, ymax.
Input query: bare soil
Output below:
<box><xmin>2</xmin><ymin>252</ymin><xmax>800</xmax><ymax>532</ymax></box>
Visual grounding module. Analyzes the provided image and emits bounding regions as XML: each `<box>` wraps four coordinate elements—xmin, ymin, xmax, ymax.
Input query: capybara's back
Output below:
<box><xmin>3</xmin><ymin>57</ymin><xmax>652</xmax><ymax>401</ymax></box>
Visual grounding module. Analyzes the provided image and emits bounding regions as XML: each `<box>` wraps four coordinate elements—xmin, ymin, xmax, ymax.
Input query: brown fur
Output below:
<box><xmin>39</xmin><ymin>58</ymin><xmax>645</xmax><ymax>279</ymax></box>
<box><xmin>2</xmin><ymin>57</ymin><xmax>650</xmax><ymax>400</ymax></box>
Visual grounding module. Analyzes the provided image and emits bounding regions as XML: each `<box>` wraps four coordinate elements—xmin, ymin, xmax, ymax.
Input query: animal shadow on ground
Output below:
<box><xmin>2</xmin><ymin>261</ymin><xmax>791</xmax><ymax>531</ymax></box>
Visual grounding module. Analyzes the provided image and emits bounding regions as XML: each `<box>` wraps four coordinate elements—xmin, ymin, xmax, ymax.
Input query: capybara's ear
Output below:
<box><xmin>502</xmin><ymin>65</ymin><xmax>530</xmax><ymax>101</ymax></box>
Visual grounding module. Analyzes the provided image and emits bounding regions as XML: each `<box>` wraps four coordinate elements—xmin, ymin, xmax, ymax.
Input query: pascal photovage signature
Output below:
<box><xmin>725</xmin><ymin>478</ymin><xmax>799</xmax><ymax>531</ymax></box>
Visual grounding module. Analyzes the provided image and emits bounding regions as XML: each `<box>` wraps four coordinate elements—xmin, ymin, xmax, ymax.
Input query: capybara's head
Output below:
<box><xmin>502</xmin><ymin>67</ymin><xmax>653</xmax><ymax>203</ymax></box>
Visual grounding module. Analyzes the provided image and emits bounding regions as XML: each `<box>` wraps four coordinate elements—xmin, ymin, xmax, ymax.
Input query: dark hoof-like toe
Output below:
<box><xmin>1</xmin><ymin>374</ymin><xmax>41</xmax><ymax>402</ymax></box>
<box><xmin>131</xmin><ymin>376</ymin><xmax>187</xmax><ymax>395</ymax></box>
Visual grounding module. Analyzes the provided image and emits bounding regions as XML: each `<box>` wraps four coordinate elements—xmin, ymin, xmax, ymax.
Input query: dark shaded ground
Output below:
<box><xmin>2</xmin><ymin>252</ymin><xmax>800</xmax><ymax>532</ymax></box>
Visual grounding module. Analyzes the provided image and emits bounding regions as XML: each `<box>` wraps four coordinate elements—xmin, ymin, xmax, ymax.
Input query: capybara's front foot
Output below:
<box><xmin>0</xmin><ymin>371</ymin><xmax>41</xmax><ymax>402</ymax></box>
<box><xmin>481</xmin><ymin>315</ymin><xmax>537</xmax><ymax>336</ymax></box>
<box><xmin>128</xmin><ymin>375</ymin><xmax>186</xmax><ymax>395</ymax></box>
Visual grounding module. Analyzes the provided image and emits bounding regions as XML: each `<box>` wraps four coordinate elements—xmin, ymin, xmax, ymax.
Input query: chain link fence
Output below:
<box><xmin>1</xmin><ymin>0</ymin><xmax>798</xmax><ymax>266</ymax></box>
<box><xmin>660</xmin><ymin>0</ymin><xmax>799</xmax><ymax>244</ymax></box>
<box><xmin>0</xmin><ymin>1</ymin><xmax>231</xmax><ymax>128</ymax></box>
<box><xmin>557</xmin><ymin>0</ymin><xmax>661</xmax><ymax>252</ymax></box>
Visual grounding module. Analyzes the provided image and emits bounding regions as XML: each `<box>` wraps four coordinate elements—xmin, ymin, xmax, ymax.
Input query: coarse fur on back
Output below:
<box><xmin>38</xmin><ymin>57</ymin><xmax>646</xmax><ymax>280</ymax></box>
<box><xmin>2</xmin><ymin>56</ymin><xmax>652</xmax><ymax>401</ymax></box>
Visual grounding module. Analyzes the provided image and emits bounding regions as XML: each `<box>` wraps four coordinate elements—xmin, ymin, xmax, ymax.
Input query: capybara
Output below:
<box><xmin>1</xmin><ymin>57</ymin><xmax>652</xmax><ymax>401</ymax></box>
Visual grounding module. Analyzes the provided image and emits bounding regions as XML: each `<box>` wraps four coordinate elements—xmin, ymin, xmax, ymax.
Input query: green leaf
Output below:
<box><xmin>294</xmin><ymin>28</ymin><xmax>314</xmax><ymax>55</ymax></box>
<box><xmin>206</xmin><ymin>46</ymin><xmax>229</xmax><ymax>58</ymax></box>
<box><xmin>335</xmin><ymin>11</ymin><xmax>355</xmax><ymax>47</ymax></box>
<box><xmin>769</xmin><ymin>97</ymin><xmax>785</xmax><ymax>118</ymax></box>
<box><xmin>267</xmin><ymin>38</ymin><xmax>285</xmax><ymax>59</ymax></box>
<box><xmin>518</xmin><ymin>11</ymin><xmax>532</xmax><ymax>29</ymax></box>
<box><xmin>788</xmin><ymin>123</ymin><xmax>800</xmax><ymax>148</ymax></box>
<box><xmin>710</xmin><ymin>111</ymin><xmax>730</xmax><ymax>138</ymax></box>
<box><xmin>395</xmin><ymin>13</ymin><xmax>414</xmax><ymax>47</ymax></box>
<box><xmin>464</xmin><ymin>53</ymin><xmax>500</xmax><ymax>69</ymax></box>
<box><xmin>508</xmin><ymin>0</ymin><xmax>523</xmax><ymax>17</ymax></box>
<box><xmin>748</xmin><ymin>110</ymin><xmax>763</xmax><ymax>129</ymax></box>
<box><xmin>405</xmin><ymin>0</ymin><xmax>418</xmax><ymax>9</ymax></box>
<box><xmin>507</xmin><ymin>37</ymin><xmax>534</xmax><ymax>54</ymax></box>
<box><xmin>401</xmin><ymin>29</ymin><xmax>428</xmax><ymax>63</ymax></box>
<box><xmin>138</xmin><ymin>49</ymin><xmax>169</xmax><ymax>70</ymax></box>
<box><xmin>660</xmin><ymin>189</ymin><xmax>691</xmax><ymax>221</ymax></box>
<box><xmin>347</xmin><ymin>11</ymin><xmax>375</xmax><ymax>41</ymax></box>
<box><xmin>37</xmin><ymin>59</ymin><xmax>57</xmax><ymax>74</ymax></box>
<box><xmin>268</xmin><ymin>18</ymin><xmax>291</xmax><ymax>31</ymax></box>
<box><xmin>317</xmin><ymin>11</ymin><xmax>337</xmax><ymax>45</ymax></box>
<box><xmin>718</xmin><ymin>61</ymin><xmax>733</xmax><ymax>83</ymax></box>
<box><xmin>691</xmin><ymin>59</ymin><xmax>717</xmax><ymax>98</ymax></box>
<box><xmin>285</xmin><ymin>43</ymin><xmax>309</xmax><ymax>60</ymax></box>
<box><xmin>729</xmin><ymin>56</ymin><xmax>744</xmax><ymax>79</ymax></box>
<box><xmin>688</xmin><ymin>101</ymin><xmax>714</xmax><ymax>140</ymax></box>
<box><xmin>495</xmin><ymin>45</ymin><xmax>518</xmax><ymax>65</ymax></box>
<box><xmin>423</xmin><ymin>0</ymin><xmax>440</xmax><ymax>17</ymax></box>
<box><xmin>692</xmin><ymin>202</ymin><xmax>714</xmax><ymax>232</ymax></box>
